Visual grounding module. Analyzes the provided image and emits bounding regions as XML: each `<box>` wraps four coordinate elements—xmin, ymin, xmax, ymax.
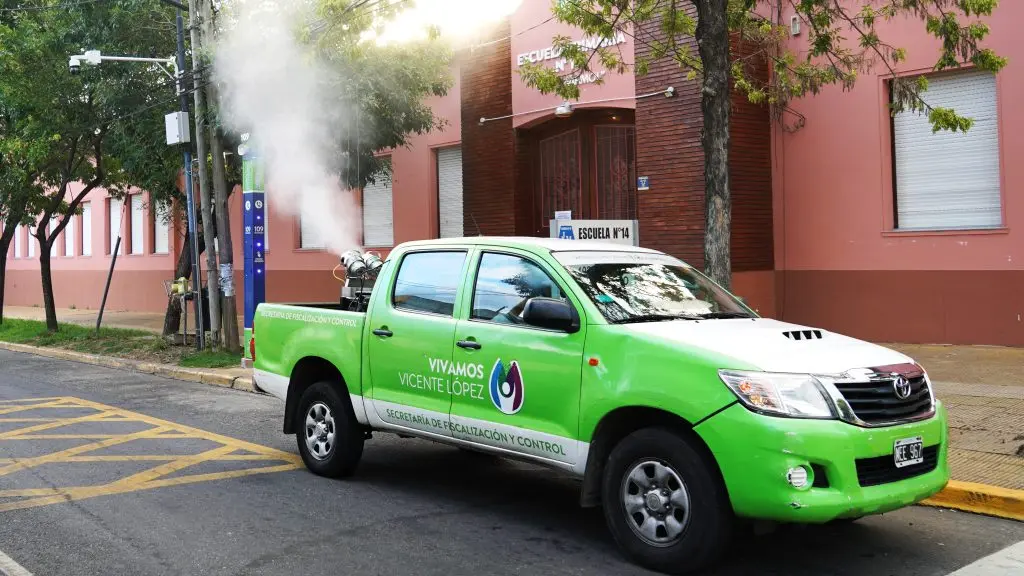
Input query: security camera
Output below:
<box><xmin>68</xmin><ymin>57</ymin><xmax>81</xmax><ymax>75</ymax></box>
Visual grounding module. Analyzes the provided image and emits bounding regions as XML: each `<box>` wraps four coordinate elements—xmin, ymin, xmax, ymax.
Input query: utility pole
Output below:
<box><xmin>173</xmin><ymin>5</ymin><xmax>205</xmax><ymax>351</ymax></box>
<box><xmin>201</xmin><ymin>0</ymin><xmax>241</xmax><ymax>352</ymax></box>
<box><xmin>188</xmin><ymin>0</ymin><xmax>222</xmax><ymax>347</ymax></box>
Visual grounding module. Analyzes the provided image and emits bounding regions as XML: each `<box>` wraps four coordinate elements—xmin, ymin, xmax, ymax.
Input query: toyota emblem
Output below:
<box><xmin>893</xmin><ymin>375</ymin><xmax>912</xmax><ymax>400</ymax></box>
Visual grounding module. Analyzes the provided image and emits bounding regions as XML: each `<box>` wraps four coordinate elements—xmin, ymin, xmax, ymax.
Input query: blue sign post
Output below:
<box><xmin>241</xmin><ymin>138</ymin><xmax>266</xmax><ymax>363</ymax></box>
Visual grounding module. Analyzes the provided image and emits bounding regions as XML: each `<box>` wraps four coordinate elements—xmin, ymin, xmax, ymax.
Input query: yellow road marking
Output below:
<box><xmin>0</xmin><ymin>397</ymin><xmax>302</xmax><ymax>513</ymax></box>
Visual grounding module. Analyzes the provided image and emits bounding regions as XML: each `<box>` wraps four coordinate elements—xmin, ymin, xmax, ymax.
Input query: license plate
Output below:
<box><xmin>894</xmin><ymin>436</ymin><xmax>924</xmax><ymax>468</ymax></box>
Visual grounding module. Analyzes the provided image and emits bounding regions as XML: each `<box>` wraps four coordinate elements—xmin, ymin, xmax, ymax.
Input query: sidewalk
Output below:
<box><xmin>3</xmin><ymin>305</ymin><xmax>244</xmax><ymax>338</ymax></box>
<box><xmin>4</xmin><ymin>307</ymin><xmax>1024</xmax><ymax>496</ymax></box>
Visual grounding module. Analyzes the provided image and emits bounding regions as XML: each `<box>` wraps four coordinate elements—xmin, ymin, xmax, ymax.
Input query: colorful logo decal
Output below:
<box><xmin>489</xmin><ymin>359</ymin><xmax>525</xmax><ymax>415</ymax></box>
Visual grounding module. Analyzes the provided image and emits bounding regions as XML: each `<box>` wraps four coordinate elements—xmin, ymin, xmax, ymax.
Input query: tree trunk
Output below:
<box><xmin>162</xmin><ymin>230</ymin><xmax>204</xmax><ymax>337</ymax></box>
<box><xmin>203</xmin><ymin>0</ymin><xmax>241</xmax><ymax>353</ymax></box>
<box><xmin>696</xmin><ymin>0</ymin><xmax>732</xmax><ymax>289</ymax></box>
<box><xmin>189</xmin><ymin>0</ymin><xmax>222</xmax><ymax>347</ymax></box>
<box><xmin>37</xmin><ymin>233</ymin><xmax>58</xmax><ymax>332</ymax></box>
<box><xmin>211</xmin><ymin>129</ymin><xmax>241</xmax><ymax>352</ymax></box>
<box><xmin>0</xmin><ymin>221</ymin><xmax>18</xmax><ymax>326</ymax></box>
<box><xmin>0</xmin><ymin>252</ymin><xmax>7</xmax><ymax>326</ymax></box>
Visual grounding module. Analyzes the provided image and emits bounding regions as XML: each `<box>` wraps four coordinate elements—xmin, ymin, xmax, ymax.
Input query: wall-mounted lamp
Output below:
<box><xmin>554</xmin><ymin>102</ymin><xmax>573</xmax><ymax>118</ymax></box>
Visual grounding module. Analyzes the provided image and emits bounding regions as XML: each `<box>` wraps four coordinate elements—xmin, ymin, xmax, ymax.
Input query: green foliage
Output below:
<box><xmin>518</xmin><ymin>0</ymin><xmax>1006</xmax><ymax>133</ymax></box>
<box><xmin>309</xmin><ymin>0</ymin><xmax>454</xmax><ymax>188</ymax></box>
<box><xmin>0</xmin><ymin>317</ymin><xmax>240</xmax><ymax>367</ymax></box>
<box><xmin>0</xmin><ymin>0</ymin><xmax>184</xmax><ymax>238</ymax></box>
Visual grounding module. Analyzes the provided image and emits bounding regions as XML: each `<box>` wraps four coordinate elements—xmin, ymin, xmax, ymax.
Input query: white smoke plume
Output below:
<box><xmin>215</xmin><ymin>1</ymin><xmax>360</xmax><ymax>256</ymax></box>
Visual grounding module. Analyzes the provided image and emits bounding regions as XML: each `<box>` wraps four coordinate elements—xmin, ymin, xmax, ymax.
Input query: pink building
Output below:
<box><xmin>5</xmin><ymin>1</ymin><xmax>1021</xmax><ymax>346</ymax></box>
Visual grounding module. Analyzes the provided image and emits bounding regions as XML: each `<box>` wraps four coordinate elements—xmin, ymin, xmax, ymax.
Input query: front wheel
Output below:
<box><xmin>295</xmin><ymin>381</ymin><xmax>364</xmax><ymax>478</ymax></box>
<box><xmin>601</xmin><ymin>428</ymin><xmax>732</xmax><ymax>575</ymax></box>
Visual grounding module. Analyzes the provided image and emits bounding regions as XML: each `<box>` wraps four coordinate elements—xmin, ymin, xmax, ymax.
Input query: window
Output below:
<box><xmin>437</xmin><ymin>146</ymin><xmax>463</xmax><ymax>238</ymax></box>
<box><xmin>153</xmin><ymin>204</ymin><xmax>169</xmax><ymax>255</ymax></box>
<box><xmin>130</xmin><ymin>194</ymin><xmax>144</xmax><ymax>254</ymax></box>
<box><xmin>299</xmin><ymin>208</ymin><xmax>325</xmax><ymax>250</ymax></box>
<box><xmin>362</xmin><ymin>159</ymin><xmax>394</xmax><ymax>247</ymax></box>
<box><xmin>109</xmin><ymin>198</ymin><xmax>123</xmax><ymax>255</ymax></box>
<box><xmin>14</xmin><ymin>225</ymin><xmax>23</xmax><ymax>258</ymax></box>
<box><xmin>596</xmin><ymin>126</ymin><xmax>637</xmax><ymax>220</ymax></box>
<box><xmin>556</xmin><ymin>252</ymin><xmax>753</xmax><ymax>324</ymax></box>
<box><xmin>392</xmin><ymin>251</ymin><xmax>467</xmax><ymax>316</ymax></box>
<box><xmin>471</xmin><ymin>253</ymin><xmax>566</xmax><ymax>324</ymax></box>
<box><xmin>64</xmin><ymin>215</ymin><xmax>74</xmax><ymax>256</ymax></box>
<box><xmin>27</xmin><ymin>223</ymin><xmax>35</xmax><ymax>258</ymax></box>
<box><xmin>48</xmin><ymin>218</ymin><xmax>58</xmax><ymax>257</ymax></box>
<box><xmin>893</xmin><ymin>70</ymin><xmax>1001</xmax><ymax>230</ymax></box>
<box><xmin>81</xmin><ymin>202</ymin><xmax>92</xmax><ymax>256</ymax></box>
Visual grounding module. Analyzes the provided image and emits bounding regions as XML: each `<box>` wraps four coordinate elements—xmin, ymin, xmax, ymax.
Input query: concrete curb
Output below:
<box><xmin>922</xmin><ymin>480</ymin><xmax>1024</xmax><ymax>522</ymax></box>
<box><xmin>0</xmin><ymin>341</ymin><xmax>261</xmax><ymax>395</ymax></box>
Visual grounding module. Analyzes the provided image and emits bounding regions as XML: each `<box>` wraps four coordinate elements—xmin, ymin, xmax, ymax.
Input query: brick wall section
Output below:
<box><xmin>635</xmin><ymin>9</ymin><xmax>707</xmax><ymax>267</ymax></box>
<box><xmin>459</xmin><ymin>22</ymin><xmax>517</xmax><ymax>236</ymax></box>
<box><xmin>729</xmin><ymin>37</ymin><xmax>775</xmax><ymax>272</ymax></box>
<box><xmin>635</xmin><ymin>9</ymin><xmax>773</xmax><ymax>271</ymax></box>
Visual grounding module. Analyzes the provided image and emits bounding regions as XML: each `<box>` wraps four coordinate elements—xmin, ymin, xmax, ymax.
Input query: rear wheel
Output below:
<box><xmin>295</xmin><ymin>381</ymin><xmax>364</xmax><ymax>478</ymax></box>
<box><xmin>601</xmin><ymin>428</ymin><xmax>732</xmax><ymax>575</ymax></box>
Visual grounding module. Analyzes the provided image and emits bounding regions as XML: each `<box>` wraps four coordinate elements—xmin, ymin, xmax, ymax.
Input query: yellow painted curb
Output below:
<box><xmin>921</xmin><ymin>480</ymin><xmax>1024</xmax><ymax>522</ymax></box>
<box><xmin>0</xmin><ymin>341</ymin><xmax>260</xmax><ymax>396</ymax></box>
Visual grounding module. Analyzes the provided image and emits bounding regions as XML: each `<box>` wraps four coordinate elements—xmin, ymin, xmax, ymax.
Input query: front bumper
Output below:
<box><xmin>695</xmin><ymin>401</ymin><xmax>949</xmax><ymax>523</ymax></box>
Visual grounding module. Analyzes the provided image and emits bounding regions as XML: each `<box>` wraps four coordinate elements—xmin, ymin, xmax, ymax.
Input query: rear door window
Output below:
<box><xmin>392</xmin><ymin>251</ymin><xmax>467</xmax><ymax>316</ymax></box>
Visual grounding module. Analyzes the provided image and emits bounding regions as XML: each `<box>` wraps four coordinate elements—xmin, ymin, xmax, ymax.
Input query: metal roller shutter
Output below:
<box><xmin>362</xmin><ymin>160</ymin><xmax>394</xmax><ymax>247</ymax></box>
<box><xmin>437</xmin><ymin>146</ymin><xmax>463</xmax><ymax>238</ymax></box>
<box><xmin>299</xmin><ymin>206</ymin><xmax>325</xmax><ymax>249</ymax></box>
<box><xmin>894</xmin><ymin>70</ymin><xmax>1001</xmax><ymax>230</ymax></box>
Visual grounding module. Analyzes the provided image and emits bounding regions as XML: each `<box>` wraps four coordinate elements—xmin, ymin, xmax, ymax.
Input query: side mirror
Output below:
<box><xmin>522</xmin><ymin>297</ymin><xmax>580</xmax><ymax>333</ymax></box>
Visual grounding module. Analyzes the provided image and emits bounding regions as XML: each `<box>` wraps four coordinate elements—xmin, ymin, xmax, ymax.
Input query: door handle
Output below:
<box><xmin>456</xmin><ymin>340</ymin><xmax>482</xmax><ymax>350</ymax></box>
<box><xmin>372</xmin><ymin>328</ymin><xmax>393</xmax><ymax>338</ymax></box>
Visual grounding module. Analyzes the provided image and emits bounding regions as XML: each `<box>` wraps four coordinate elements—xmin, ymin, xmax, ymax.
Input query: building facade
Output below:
<box><xmin>4</xmin><ymin>1</ymin><xmax>1021</xmax><ymax>346</ymax></box>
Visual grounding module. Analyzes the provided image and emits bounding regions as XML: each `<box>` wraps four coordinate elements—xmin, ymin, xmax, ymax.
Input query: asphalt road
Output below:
<box><xmin>0</xmin><ymin>349</ymin><xmax>1021</xmax><ymax>576</ymax></box>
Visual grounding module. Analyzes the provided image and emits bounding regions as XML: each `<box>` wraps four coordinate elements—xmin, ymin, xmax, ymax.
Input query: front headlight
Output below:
<box><xmin>718</xmin><ymin>370</ymin><xmax>835</xmax><ymax>419</ymax></box>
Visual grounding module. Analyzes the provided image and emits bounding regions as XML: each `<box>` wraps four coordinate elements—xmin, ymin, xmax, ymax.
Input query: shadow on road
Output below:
<box><xmin>328</xmin><ymin>438</ymin><xmax>965</xmax><ymax>576</ymax></box>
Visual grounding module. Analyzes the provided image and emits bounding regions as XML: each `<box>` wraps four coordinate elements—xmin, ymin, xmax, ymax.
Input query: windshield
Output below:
<box><xmin>555</xmin><ymin>251</ymin><xmax>755</xmax><ymax>324</ymax></box>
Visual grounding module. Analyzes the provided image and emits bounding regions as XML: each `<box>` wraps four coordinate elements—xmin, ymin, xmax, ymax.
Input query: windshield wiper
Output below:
<box><xmin>695</xmin><ymin>311</ymin><xmax>753</xmax><ymax>319</ymax></box>
<box><xmin>612</xmin><ymin>314</ymin><xmax>697</xmax><ymax>324</ymax></box>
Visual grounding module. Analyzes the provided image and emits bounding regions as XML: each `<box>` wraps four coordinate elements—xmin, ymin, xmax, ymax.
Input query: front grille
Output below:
<box><xmin>833</xmin><ymin>374</ymin><xmax>932</xmax><ymax>424</ymax></box>
<box><xmin>855</xmin><ymin>445</ymin><xmax>940</xmax><ymax>487</ymax></box>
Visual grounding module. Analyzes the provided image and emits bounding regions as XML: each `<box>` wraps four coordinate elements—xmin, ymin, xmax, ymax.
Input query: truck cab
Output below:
<box><xmin>252</xmin><ymin>237</ymin><xmax>949</xmax><ymax>575</ymax></box>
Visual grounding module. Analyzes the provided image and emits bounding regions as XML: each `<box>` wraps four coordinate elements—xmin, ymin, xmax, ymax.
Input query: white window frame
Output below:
<box><xmin>362</xmin><ymin>158</ymin><xmax>394</xmax><ymax>248</ymax></box>
<box><xmin>152</xmin><ymin>203</ymin><xmax>170</xmax><ymax>255</ymax></box>
<box><xmin>81</xmin><ymin>202</ymin><xmax>92</xmax><ymax>256</ymax></box>
<box><xmin>130</xmin><ymin>194</ymin><xmax>145</xmax><ymax>255</ymax></box>
<box><xmin>437</xmin><ymin>146</ymin><xmax>464</xmax><ymax>239</ymax></box>
<box><xmin>109</xmin><ymin>198</ymin><xmax>123</xmax><ymax>255</ymax></box>
<box><xmin>64</xmin><ymin>215</ymin><xmax>75</xmax><ymax>257</ymax></box>
<box><xmin>892</xmin><ymin>70</ymin><xmax>1002</xmax><ymax>231</ymax></box>
<box><xmin>14</xmin><ymin>225</ymin><xmax>24</xmax><ymax>259</ymax></box>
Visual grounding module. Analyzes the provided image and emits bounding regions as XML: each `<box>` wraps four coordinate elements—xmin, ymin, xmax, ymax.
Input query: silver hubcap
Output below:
<box><xmin>304</xmin><ymin>402</ymin><xmax>336</xmax><ymax>461</ymax></box>
<box><xmin>622</xmin><ymin>460</ymin><xmax>691</xmax><ymax>547</ymax></box>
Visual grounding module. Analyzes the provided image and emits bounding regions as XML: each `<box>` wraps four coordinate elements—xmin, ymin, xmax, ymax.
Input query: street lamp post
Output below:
<box><xmin>69</xmin><ymin>3</ymin><xmax>206</xmax><ymax>351</ymax></box>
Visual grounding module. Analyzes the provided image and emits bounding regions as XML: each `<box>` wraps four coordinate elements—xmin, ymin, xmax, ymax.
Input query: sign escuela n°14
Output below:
<box><xmin>550</xmin><ymin>219</ymin><xmax>639</xmax><ymax>247</ymax></box>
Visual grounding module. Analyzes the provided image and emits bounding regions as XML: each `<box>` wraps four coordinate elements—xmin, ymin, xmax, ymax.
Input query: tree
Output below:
<box><xmin>0</xmin><ymin>0</ymin><xmax>184</xmax><ymax>331</ymax></box>
<box><xmin>520</xmin><ymin>0</ymin><xmax>1007</xmax><ymax>288</ymax></box>
<box><xmin>0</xmin><ymin>106</ymin><xmax>48</xmax><ymax>324</ymax></box>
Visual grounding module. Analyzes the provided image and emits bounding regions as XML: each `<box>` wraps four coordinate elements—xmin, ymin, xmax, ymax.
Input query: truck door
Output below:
<box><xmin>366</xmin><ymin>249</ymin><xmax>470</xmax><ymax>438</ymax></box>
<box><xmin>450</xmin><ymin>250</ymin><xmax>586</xmax><ymax>469</ymax></box>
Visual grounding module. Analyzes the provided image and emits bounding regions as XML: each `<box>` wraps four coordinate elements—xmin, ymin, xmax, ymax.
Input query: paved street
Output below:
<box><xmin>0</xmin><ymin>350</ymin><xmax>1021</xmax><ymax>576</ymax></box>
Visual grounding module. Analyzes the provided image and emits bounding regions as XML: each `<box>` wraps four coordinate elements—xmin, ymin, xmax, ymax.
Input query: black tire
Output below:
<box><xmin>601</xmin><ymin>427</ymin><xmax>732</xmax><ymax>575</ymax></box>
<box><xmin>295</xmin><ymin>381</ymin><xmax>364</xmax><ymax>478</ymax></box>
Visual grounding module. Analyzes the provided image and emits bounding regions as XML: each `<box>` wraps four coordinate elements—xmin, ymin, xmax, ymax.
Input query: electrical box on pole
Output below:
<box><xmin>165</xmin><ymin>111</ymin><xmax>191</xmax><ymax>145</ymax></box>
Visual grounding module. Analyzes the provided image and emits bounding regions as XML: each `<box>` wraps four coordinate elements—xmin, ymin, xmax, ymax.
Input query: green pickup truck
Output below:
<box><xmin>252</xmin><ymin>237</ymin><xmax>948</xmax><ymax>575</ymax></box>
